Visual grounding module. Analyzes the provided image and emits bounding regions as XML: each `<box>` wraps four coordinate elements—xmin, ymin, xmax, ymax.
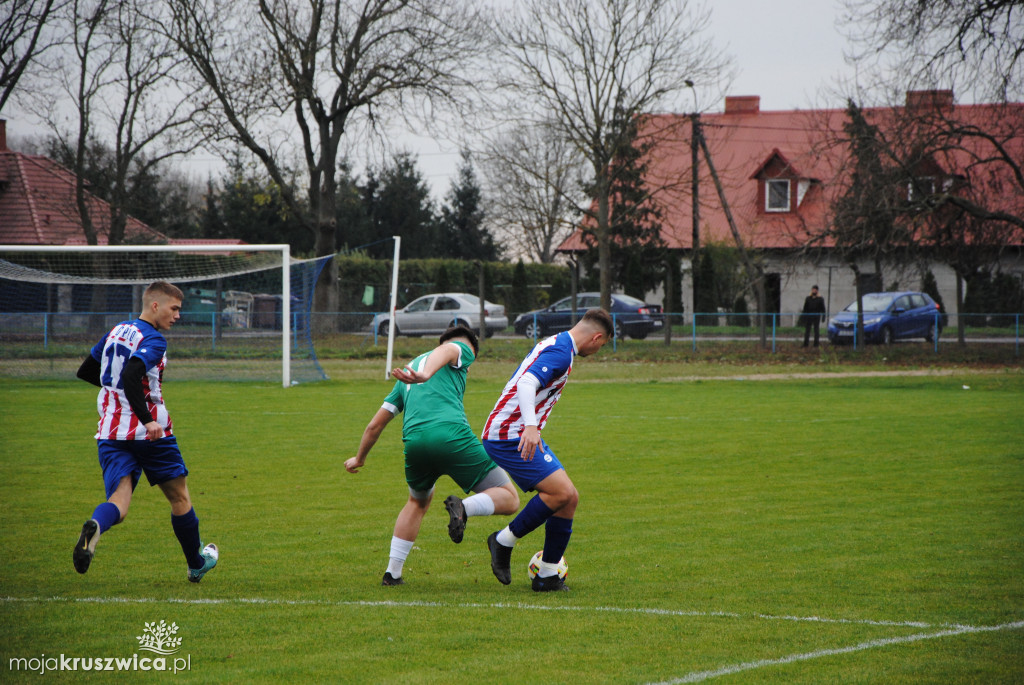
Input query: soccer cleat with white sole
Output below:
<box><xmin>187</xmin><ymin>543</ymin><xmax>218</xmax><ymax>583</ymax></box>
<box><xmin>73</xmin><ymin>519</ymin><xmax>101</xmax><ymax>574</ymax></box>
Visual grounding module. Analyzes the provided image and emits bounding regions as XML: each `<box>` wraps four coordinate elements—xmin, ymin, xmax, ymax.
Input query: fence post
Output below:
<box><xmin>43</xmin><ymin>312</ymin><xmax>49</xmax><ymax>351</ymax></box>
<box><xmin>771</xmin><ymin>313</ymin><xmax>777</xmax><ymax>354</ymax></box>
<box><xmin>211</xmin><ymin>312</ymin><xmax>216</xmax><ymax>353</ymax></box>
<box><xmin>691</xmin><ymin>313</ymin><xmax>697</xmax><ymax>352</ymax></box>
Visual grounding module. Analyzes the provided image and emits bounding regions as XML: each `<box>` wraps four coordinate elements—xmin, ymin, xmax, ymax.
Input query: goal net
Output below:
<box><xmin>0</xmin><ymin>245</ymin><xmax>333</xmax><ymax>386</ymax></box>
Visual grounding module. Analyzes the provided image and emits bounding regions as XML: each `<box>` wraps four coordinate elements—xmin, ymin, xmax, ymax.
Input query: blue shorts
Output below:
<box><xmin>482</xmin><ymin>438</ymin><xmax>563</xmax><ymax>492</ymax></box>
<box><xmin>97</xmin><ymin>437</ymin><xmax>188</xmax><ymax>499</ymax></box>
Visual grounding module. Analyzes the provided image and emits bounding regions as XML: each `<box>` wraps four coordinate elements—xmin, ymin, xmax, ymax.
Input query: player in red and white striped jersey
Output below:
<box><xmin>73</xmin><ymin>281</ymin><xmax>218</xmax><ymax>583</ymax></box>
<box><xmin>481</xmin><ymin>308</ymin><xmax>613</xmax><ymax>591</ymax></box>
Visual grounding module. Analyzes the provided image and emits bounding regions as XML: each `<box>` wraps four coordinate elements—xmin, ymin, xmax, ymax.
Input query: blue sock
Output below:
<box><xmin>91</xmin><ymin>502</ymin><xmax>121</xmax><ymax>533</ymax></box>
<box><xmin>509</xmin><ymin>495</ymin><xmax>554</xmax><ymax>539</ymax></box>
<box><xmin>171</xmin><ymin>508</ymin><xmax>203</xmax><ymax>569</ymax></box>
<box><xmin>542</xmin><ymin>516</ymin><xmax>573</xmax><ymax>563</ymax></box>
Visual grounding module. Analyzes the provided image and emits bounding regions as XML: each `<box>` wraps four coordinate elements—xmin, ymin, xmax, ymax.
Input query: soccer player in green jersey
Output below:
<box><xmin>345</xmin><ymin>325</ymin><xmax>519</xmax><ymax>585</ymax></box>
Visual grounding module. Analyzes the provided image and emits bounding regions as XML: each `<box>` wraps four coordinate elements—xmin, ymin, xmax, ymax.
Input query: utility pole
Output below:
<box><xmin>690</xmin><ymin>112</ymin><xmax>701</xmax><ymax>321</ymax></box>
<box><xmin>696</xmin><ymin>132</ymin><xmax>769</xmax><ymax>348</ymax></box>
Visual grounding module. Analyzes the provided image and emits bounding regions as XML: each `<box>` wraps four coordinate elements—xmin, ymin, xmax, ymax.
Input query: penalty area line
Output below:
<box><xmin>0</xmin><ymin>595</ymin><xmax>992</xmax><ymax>631</ymax></box>
<box><xmin>649</xmin><ymin>620</ymin><xmax>1024</xmax><ymax>685</ymax></box>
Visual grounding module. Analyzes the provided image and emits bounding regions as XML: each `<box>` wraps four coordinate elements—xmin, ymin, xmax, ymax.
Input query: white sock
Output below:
<box><xmin>496</xmin><ymin>526</ymin><xmax>519</xmax><ymax>548</ymax></box>
<box><xmin>386</xmin><ymin>537</ymin><xmax>414</xmax><ymax>577</ymax></box>
<box><xmin>537</xmin><ymin>560</ymin><xmax>559</xmax><ymax>578</ymax></box>
<box><xmin>462</xmin><ymin>493</ymin><xmax>495</xmax><ymax>518</ymax></box>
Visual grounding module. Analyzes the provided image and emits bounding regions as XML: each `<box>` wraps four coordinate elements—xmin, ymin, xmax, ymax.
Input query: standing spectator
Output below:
<box><xmin>800</xmin><ymin>285</ymin><xmax>827</xmax><ymax>347</ymax></box>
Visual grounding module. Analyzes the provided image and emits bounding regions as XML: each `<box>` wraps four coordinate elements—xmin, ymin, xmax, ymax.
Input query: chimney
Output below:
<box><xmin>724</xmin><ymin>96</ymin><xmax>760</xmax><ymax>115</ymax></box>
<box><xmin>905</xmin><ymin>90</ymin><xmax>954</xmax><ymax>110</ymax></box>
<box><xmin>0</xmin><ymin>119</ymin><xmax>6</xmax><ymax>152</ymax></box>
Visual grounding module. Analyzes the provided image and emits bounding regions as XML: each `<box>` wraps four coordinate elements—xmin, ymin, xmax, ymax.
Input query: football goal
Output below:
<box><xmin>0</xmin><ymin>244</ymin><xmax>333</xmax><ymax>386</ymax></box>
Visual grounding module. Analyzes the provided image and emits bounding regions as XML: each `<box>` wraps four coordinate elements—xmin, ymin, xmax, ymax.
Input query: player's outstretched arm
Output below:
<box><xmin>345</xmin><ymin>407</ymin><xmax>395</xmax><ymax>473</ymax></box>
<box><xmin>391</xmin><ymin>342</ymin><xmax>461</xmax><ymax>384</ymax></box>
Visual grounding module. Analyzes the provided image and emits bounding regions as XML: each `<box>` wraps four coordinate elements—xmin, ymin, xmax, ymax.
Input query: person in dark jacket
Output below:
<box><xmin>800</xmin><ymin>285</ymin><xmax>826</xmax><ymax>347</ymax></box>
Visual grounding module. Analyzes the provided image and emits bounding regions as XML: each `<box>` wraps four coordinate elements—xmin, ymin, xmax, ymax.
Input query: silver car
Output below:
<box><xmin>370</xmin><ymin>292</ymin><xmax>508</xmax><ymax>338</ymax></box>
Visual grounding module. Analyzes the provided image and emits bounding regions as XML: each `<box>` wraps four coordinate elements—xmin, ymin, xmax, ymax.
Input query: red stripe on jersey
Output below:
<box><xmin>126</xmin><ymin>411</ymin><xmax>139</xmax><ymax>438</ymax></box>
<box><xmin>484</xmin><ymin>385</ymin><xmax>518</xmax><ymax>438</ymax></box>
<box><xmin>107</xmin><ymin>392</ymin><xmax>122</xmax><ymax>439</ymax></box>
<box><xmin>500</xmin><ymin>406</ymin><xmax>522</xmax><ymax>441</ymax></box>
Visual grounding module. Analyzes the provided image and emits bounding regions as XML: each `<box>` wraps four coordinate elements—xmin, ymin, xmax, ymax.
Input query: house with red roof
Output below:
<box><xmin>0</xmin><ymin>120</ymin><xmax>171</xmax><ymax>245</ymax></box>
<box><xmin>558</xmin><ymin>91</ymin><xmax>1024</xmax><ymax>319</ymax></box>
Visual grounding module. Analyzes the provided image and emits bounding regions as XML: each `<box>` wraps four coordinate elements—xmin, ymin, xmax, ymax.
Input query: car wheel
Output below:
<box><xmin>880</xmin><ymin>325</ymin><xmax>893</xmax><ymax>345</ymax></box>
<box><xmin>614</xmin><ymin>321</ymin><xmax>625</xmax><ymax>340</ymax></box>
<box><xmin>524</xmin><ymin>321</ymin><xmax>542</xmax><ymax>339</ymax></box>
<box><xmin>925</xmin><ymin>322</ymin><xmax>938</xmax><ymax>343</ymax></box>
<box><xmin>377</xmin><ymin>320</ymin><xmax>393</xmax><ymax>336</ymax></box>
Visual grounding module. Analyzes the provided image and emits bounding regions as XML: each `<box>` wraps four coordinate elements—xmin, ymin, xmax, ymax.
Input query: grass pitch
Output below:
<box><xmin>1</xmin><ymin>363</ymin><xmax>1022</xmax><ymax>683</ymax></box>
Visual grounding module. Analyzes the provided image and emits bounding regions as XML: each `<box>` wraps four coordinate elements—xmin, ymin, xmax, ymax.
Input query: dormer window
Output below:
<box><xmin>766</xmin><ymin>179</ymin><xmax>790</xmax><ymax>212</ymax></box>
<box><xmin>907</xmin><ymin>176</ymin><xmax>935</xmax><ymax>201</ymax></box>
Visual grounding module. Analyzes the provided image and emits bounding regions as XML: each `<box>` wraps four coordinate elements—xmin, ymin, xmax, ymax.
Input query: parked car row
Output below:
<box><xmin>368</xmin><ymin>289</ymin><xmax>947</xmax><ymax>346</ymax></box>
<box><xmin>370</xmin><ymin>293</ymin><xmax>508</xmax><ymax>338</ymax></box>
<box><xmin>369</xmin><ymin>291</ymin><xmax>666</xmax><ymax>340</ymax></box>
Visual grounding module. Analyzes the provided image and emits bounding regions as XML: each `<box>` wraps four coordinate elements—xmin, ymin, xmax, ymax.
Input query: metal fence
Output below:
<box><xmin>2</xmin><ymin>309</ymin><xmax>1020</xmax><ymax>363</ymax></box>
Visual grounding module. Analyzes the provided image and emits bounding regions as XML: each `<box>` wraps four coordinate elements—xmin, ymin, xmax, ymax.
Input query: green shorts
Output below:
<box><xmin>403</xmin><ymin>422</ymin><xmax>498</xmax><ymax>494</ymax></box>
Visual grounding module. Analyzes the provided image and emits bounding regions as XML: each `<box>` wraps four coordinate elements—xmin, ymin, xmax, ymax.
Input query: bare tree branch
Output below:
<box><xmin>491</xmin><ymin>0</ymin><xmax>731</xmax><ymax>308</ymax></box>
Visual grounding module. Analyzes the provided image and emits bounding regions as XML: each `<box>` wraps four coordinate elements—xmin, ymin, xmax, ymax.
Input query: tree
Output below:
<box><xmin>492</xmin><ymin>0</ymin><xmax>731</xmax><ymax>309</ymax></box>
<box><xmin>45</xmin><ymin>134</ymin><xmax>202</xmax><ymax>239</ymax></box>
<box><xmin>0</xmin><ymin>0</ymin><xmax>64</xmax><ymax>112</ymax></box>
<box><xmin>166</xmin><ymin>0</ymin><xmax>487</xmax><ymax>313</ymax></box>
<box><xmin>439</xmin><ymin>150</ymin><xmax>498</xmax><ymax>260</ymax></box>
<box><xmin>480</xmin><ymin>120</ymin><xmax>585</xmax><ymax>263</ymax></box>
<box><xmin>841</xmin><ymin>0</ymin><xmax>1023</xmax><ymax>103</ymax></box>
<box><xmin>362</xmin><ymin>153</ymin><xmax>439</xmax><ymax>258</ymax></box>
<box><xmin>33</xmin><ymin>0</ymin><xmax>205</xmax><ymax>246</ymax></box>
<box><xmin>837</xmin><ymin>1</ymin><xmax>1024</xmax><ymax>344</ymax></box>
<box><xmin>206</xmin><ymin>153</ymin><xmax>312</xmax><ymax>251</ymax></box>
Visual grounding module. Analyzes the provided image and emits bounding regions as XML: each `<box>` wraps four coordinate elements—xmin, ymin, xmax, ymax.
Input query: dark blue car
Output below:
<box><xmin>827</xmin><ymin>291</ymin><xmax>947</xmax><ymax>345</ymax></box>
<box><xmin>513</xmin><ymin>292</ymin><xmax>663</xmax><ymax>340</ymax></box>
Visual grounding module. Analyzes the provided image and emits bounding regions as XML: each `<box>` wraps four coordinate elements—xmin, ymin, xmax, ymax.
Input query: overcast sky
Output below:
<box><xmin>4</xmin><ymin>0</ymin><xmax>855</xmax><ymax>199</ymax></box>
<box><xmin>413</xmin><ymin>0</ymin><xmax>854</xmax><ymax>196</ymax></box>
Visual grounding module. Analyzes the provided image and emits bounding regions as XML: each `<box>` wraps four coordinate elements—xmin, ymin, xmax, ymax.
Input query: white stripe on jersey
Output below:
<box><xmin>95</xmin><ymin>321</ymin><xmax>171</xmax><ymax>441</ymax></box>
<box><xmin>481</xmin><ymin>333</ymin><xmax>575</xmax><ymax>441</ymax></box>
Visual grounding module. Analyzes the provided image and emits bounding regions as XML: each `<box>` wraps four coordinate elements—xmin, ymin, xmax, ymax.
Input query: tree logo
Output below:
<box><xmin>135</xmin><ymin>621</ymin><xmax>182</xmax><ymax>655</ymax></box>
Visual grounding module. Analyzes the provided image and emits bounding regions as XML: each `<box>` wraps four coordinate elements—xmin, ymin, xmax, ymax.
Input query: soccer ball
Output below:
<box><xmin>527</xmin><ymin>550</ymin><xmax>568</xmax><ymax>580</ymax></box>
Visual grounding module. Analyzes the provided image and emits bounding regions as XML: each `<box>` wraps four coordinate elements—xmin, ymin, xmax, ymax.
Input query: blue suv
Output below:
<box><xmin>827</xmin><ymin>291</ymin><xmax>947</xmax><ymax>345</ymax></box>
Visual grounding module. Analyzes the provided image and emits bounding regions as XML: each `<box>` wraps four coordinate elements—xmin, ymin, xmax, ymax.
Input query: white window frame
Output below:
<box><xmin>765</xmin><ymin>179</ymin><xmax>790</xmax><ymax>212</ymax></box>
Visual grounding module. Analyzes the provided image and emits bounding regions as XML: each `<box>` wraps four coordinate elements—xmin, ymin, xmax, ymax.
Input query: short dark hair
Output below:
<box><xmin>582</xmin><ymin>308</ymin><xmax>614</xmax><ymax>337</ymax></box>
<box><xmin>144</xmin><ymin>281</ymin><xmax>183</xmax><ymax>303</ymax></box>
<box><xmin>439</xmin><ymin>324</ymin><xmax>479</xmax><ymax>355</ymax></box>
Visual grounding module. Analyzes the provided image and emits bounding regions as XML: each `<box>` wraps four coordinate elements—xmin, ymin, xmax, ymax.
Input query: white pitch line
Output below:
<box><xmin>649</xmin><ymin>620</ymin><xmax>1024</xmax><ymax>685</ymax></box>
<box><xmin>0</xmin><ymin>595</ymin><xmax>988</xmax><ymax>631</ymax></box>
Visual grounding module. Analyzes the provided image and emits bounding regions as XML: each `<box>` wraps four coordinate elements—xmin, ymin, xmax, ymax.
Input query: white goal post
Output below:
<box><xmin>0</xmin><ymin>244</ymin><xmax>301</xmax><ymax>387</ymax></box>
